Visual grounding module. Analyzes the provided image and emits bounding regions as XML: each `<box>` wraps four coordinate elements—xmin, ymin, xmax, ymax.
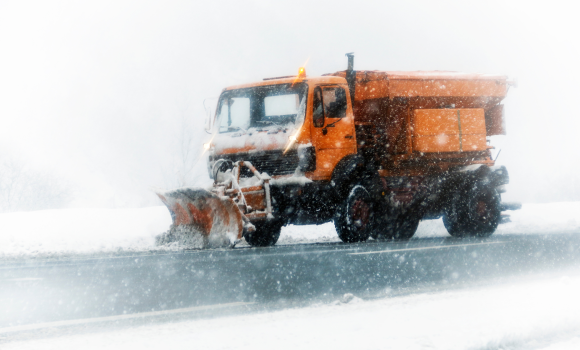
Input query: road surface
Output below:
<box><xmin>1</xmin><ymin>232</ymin><xmax>580</xmax><ymax>340</ymax></box>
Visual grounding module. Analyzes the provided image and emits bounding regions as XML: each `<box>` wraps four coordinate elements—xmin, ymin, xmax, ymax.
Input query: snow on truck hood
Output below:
<box><xmin>212</xmin><ymin>127</ymin><xmax>293</xmax><ymax>155</ymax></box>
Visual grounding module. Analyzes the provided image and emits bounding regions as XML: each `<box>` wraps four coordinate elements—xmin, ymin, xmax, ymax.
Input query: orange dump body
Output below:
<box><xmin>329</xmin><ymin>70</ymin><xmax>509</xmax><ymax>174</ymax></box>
<box><xmin>413</xmin><ymin>108</ymin><xmax>487</xmax><ymax>153</ymax></box>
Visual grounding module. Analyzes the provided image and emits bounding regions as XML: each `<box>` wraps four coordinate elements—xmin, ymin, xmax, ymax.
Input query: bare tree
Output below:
<box><xmin>162</xmin><ymin>97</ymin><xmax>217</xmax><ymax>190</ymax></box>
<box><xmin>175</xmin><ymin>110</ymin><xmax>197</xmax><ymax>188</ymax></box>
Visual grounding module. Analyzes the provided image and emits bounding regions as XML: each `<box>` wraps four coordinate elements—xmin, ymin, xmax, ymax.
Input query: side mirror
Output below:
<box><xmin>204</xmin><ymin>113</ymin><xmax>212</xmax><ymax>134</ymax></box>
<box><xmin>203</xmin><ymin>98</ymin><xmax>217</xmax><ymax>134</ymax></box>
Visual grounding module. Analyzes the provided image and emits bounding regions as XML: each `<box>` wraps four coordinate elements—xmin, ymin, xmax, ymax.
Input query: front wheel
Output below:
<box><xmin>244</xmin><ymin>220</ymin><xmax>282</xmax><ymax>247</ymax></box>
<box><xmin>334</xmin><ymin>185</ymin><xmax>373</xmax><ymax>243</ymax></box>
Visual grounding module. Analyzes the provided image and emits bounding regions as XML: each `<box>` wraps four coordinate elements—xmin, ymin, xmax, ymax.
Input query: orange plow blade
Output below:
<box><xmin>156</xmin><ymin>188</ymin><xmax>244</xmax><ymax>248</ymax></box>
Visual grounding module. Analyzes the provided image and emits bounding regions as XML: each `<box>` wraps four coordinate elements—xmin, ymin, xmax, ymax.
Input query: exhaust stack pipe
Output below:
<box><xmin>346</xmin><ymin>52</ymin><xmax>354</xmax><ymax>71</ymax></box>
<box><xmin>345</xmin><ymin>53</ymin><xmax>356</xmax><ymax>105</ymax></box>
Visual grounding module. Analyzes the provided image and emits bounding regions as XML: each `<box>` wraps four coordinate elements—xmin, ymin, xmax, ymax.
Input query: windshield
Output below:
<box><xmin>215</xmin><ymin>83</ymin><xmax>308</xmax><ymax>133</ymax></box>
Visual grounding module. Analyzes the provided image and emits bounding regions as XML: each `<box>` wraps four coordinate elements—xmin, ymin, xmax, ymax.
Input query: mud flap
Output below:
<box><xmin>156</xmin><ymin>188</ymin><xmax>244</xmax><ymax>248</ymax></box>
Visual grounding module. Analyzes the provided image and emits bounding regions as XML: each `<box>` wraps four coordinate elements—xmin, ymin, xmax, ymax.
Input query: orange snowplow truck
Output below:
<box><xmin>158</xmin><ymin>54</ymin><xmax>514</xmax><ymax>247</ymax></box>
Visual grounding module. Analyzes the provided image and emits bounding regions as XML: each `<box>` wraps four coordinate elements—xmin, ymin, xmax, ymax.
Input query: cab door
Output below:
<box><xmin>310</xmin><ymin>85</ymin><xmax>357</xmax><ymax>179</ymax></box>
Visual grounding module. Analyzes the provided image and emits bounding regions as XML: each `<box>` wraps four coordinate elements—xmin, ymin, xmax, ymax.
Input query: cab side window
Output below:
<box><xmin>312</xmin><ymin>87</ymin><xmax>324</xmax><ymax>127</ymax></box>
<box><xmin>323</xmin><ymin>87</ymin><xmax>347</xmax><ymax>119</ymax></box>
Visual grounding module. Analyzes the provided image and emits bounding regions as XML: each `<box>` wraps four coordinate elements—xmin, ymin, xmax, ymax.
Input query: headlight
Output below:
<box><xmin>203</xmin><ymin>143</ymin><xmax>212</xmax><ymax>150</ymax></box>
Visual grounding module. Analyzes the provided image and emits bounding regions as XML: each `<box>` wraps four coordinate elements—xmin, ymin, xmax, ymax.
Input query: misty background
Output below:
<box><xmin>1</xmin><ymin>0</ymin><xmax>578</xmax><ymax>212</ymax></box>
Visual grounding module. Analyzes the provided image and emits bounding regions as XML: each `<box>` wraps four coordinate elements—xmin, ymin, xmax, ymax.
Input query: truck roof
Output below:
<box><xmin>223</xmin><ymin>75</ymin><xmax>346</xmax><ymax>91</ymax></box>
<box><xmin>328</xmin><ymin>70</ymin><xmax>508</xmax><ymax>99</ymax></box>
<box><xmin>222</xmin><ymin>70</ymin><xmax>508</xmax><ymax>98</ymax></box>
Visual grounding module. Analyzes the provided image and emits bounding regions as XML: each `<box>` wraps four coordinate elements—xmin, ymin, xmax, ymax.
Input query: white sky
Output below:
<box><xmin>1</xmin><ymin>0</ymin><xmax>579</xmax><ymax>207</ymax></box>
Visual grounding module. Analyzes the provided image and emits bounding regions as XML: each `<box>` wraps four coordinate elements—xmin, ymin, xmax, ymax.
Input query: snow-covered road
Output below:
<box><xmin>1</xmin><ymin>202</ymin><xmax>580</xmax><ymax>349</ymax></box>
<box><xmin>4</xmin><ymin>272</ymin><xmax>580</xmax><ymax>350</ymax></box>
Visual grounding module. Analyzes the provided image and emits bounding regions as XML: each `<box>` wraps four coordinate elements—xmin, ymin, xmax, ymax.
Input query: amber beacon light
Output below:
<box><xmin>297</xmin><ymin>67</ymin><xmax>306</xmax><ymax>78</ymax></box>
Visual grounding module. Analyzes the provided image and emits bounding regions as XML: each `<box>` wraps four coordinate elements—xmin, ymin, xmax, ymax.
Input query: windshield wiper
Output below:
<box><xmin>255</xmin><ymin>120</ymin><xmax>280</xmax><ymax>126</ymax></box>
<box><xmin>227</xmin><ymin>126</ymin><xmax>247</xmax><ymax>133</ymax></box>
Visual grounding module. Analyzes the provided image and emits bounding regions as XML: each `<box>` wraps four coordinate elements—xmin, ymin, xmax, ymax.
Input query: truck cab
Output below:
<box><xmin>208</xmin><ymin>75</ymin><xmax>358</xmax><ymax>183</ymax></box>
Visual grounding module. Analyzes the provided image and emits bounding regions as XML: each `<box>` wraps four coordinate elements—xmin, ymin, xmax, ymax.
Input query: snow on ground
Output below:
<box><xmin>0</xmin><ymin>202</ymin><xmax>579</xmax><ymax>258</ymax></box>
<box><xmin>5</xmin><ymin>272</ymin><xmax>580</xmax><ymax>350</ymax></box>
<box><xmin>0</xmin><ymin>207</ymin><xmax>170</xmax><ymax>258</ymax></box>
<box><xmin>540</xmin><ymin>338</ymin><xmax>580</xmax><ymax>350</ymax></box>
<box><xmin>1</xmin><ymin>203</ymin><xmax>580</xmax><ymax>349</ymax></box>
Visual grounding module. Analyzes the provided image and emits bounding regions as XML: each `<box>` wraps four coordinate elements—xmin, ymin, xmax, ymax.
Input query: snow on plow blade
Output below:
<box><xmin>156</xmin><ymin>188</ymin><xmax>244</xmax><ymax>248</ymax></box>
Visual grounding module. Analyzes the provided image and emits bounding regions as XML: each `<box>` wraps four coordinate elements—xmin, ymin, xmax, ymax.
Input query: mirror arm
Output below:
<box><xmin>325</xmin><ymin>117</ymin><xmax>343</xmax><ymax>128</ymax></box>
<box><xmin>322</xmin><ymin>117</ymin><xmax>344</xmax><ymax>135</ymax></box>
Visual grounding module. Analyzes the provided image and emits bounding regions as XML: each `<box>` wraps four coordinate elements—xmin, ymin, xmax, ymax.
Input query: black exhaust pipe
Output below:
<box><xmin>345</xmin><ymin>52</ymin><xmax>356</xmax><ymax>106</ymax></box>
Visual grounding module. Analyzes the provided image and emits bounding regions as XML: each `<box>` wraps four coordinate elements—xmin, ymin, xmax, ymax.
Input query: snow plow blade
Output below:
<box><xmin>156</xmin><ymin>188</ymin><xmax>244</xmax><ymax>248</ymax></box>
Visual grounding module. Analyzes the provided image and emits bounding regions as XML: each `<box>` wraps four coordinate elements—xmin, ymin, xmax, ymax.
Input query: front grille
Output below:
<box><xmin>214</xmin><ymin>150</ymin><xmax>299</xmax><ymax>177</ymax></box>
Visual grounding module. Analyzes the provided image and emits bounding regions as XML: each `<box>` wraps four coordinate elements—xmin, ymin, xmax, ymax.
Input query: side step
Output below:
<box><xmin>499</xmin><ymin>201</ymin><xmax>522</xmax><ymax>224</ymax></box>
<box><xmin>500</xmin><ymin>202</ymin><xmax>522</xmax><ymax>211</ymax></box>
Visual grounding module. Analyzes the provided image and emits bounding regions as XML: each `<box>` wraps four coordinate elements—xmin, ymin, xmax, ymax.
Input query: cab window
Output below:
<box><xmin>322</xmin><ymin>87</ymin><xmax>347</xmax><ymax>119</ymax></box>
<box><xmin>312</xmin><ymin>87</ymin><xmax>324</xmax><ymax>127</ymax></box>
<box><xmin>312</xmin><ymin>86</ymin><xmax>347</xmax><ymax>128</ymax></box>
<box><xmin>217</xmin><ymin>97</ymin><xmax>251</xmax><ymax>132</ymax></box>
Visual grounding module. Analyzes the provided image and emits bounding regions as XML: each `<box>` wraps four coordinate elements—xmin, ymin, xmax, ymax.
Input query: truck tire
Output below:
<box><xmin>334</xmin><ymin>185</ymin><xmax>373</xmax><ymax>243</ymax></box>
<box><xmin>443</xmin><ymin>184</ymin><xmax>501</xmax><ymax>237</ymax></box>
<box><xmin>244</xmin><ymin>220</ymin><xmax>282</xmax><ymax>247</ymax></box>
<box><xmin>393</xmin><ymin>217</ymin><xmax>420</xmax><ymax>240</ymax></box>
<box><xmin>370</xmin><ymin>215</ymin><xmax>394</xmax><ymax>240</ymax></box>
<box><xmin>372</xmin><ymin>215</ymin><xmax>419</xmax><ymax>240</ymax></box>
<box><xmin>330</xmin><ymin>155</ymin><xmax>365</xmax><ymax>199</ymax></box>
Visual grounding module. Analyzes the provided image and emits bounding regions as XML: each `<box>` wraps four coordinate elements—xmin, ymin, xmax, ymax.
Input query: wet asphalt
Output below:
<box><xmin>1</xmin><ymin>231</ymin><xmax>580</xmax><ymax>338</ymax></box>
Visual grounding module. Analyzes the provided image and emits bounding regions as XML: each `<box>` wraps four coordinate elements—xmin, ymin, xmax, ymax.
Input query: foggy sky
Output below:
<box><xmin>1</xmin><ymin>0</ymin><xmax>579</xmax><ymax>208</ymax></box>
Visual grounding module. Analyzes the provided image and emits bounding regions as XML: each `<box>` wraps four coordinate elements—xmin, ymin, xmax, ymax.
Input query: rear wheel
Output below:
<box><xmin>334</xmin><ymin>185</ymin><xmax>373</xmax><ymax>243</ymax></box>
<box><xmin>370</xmin><ymin>213</ymin><xmax>394</xmax><ymax>240</ymax></box>
<box><xmin>372</xmin><ymin>215</ymin><xmax>419</xmax><ymax>240</ymax></box>
<box><xmin>443</xmin><ymin>184</ymin><xmax>501</xmax><ymax>237</ymax></box>
<box><xmin>393</xmin><ymin>217</ymin><xmax>420</xmax><ymax>240</ymax></box>
<box><xmin>244</xmin><ymin>220</ymin><xmax>282</xmax><ymax>247</ymax></box>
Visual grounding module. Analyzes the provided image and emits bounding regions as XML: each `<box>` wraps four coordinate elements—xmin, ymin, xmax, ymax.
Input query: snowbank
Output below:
<box><xmin>5</xmin><ymin>272</ymin><xmax>580</xmax><ymax>349</ymax></box>
<box><xmin>0</xmin><ymin>202</ymin><xmax>579</xmax><ymax>258</ymax></box>
<box><xmin>0</xmin><ymin>207</ymin><xmax>171</xmax><ymax>258</ymax></box>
